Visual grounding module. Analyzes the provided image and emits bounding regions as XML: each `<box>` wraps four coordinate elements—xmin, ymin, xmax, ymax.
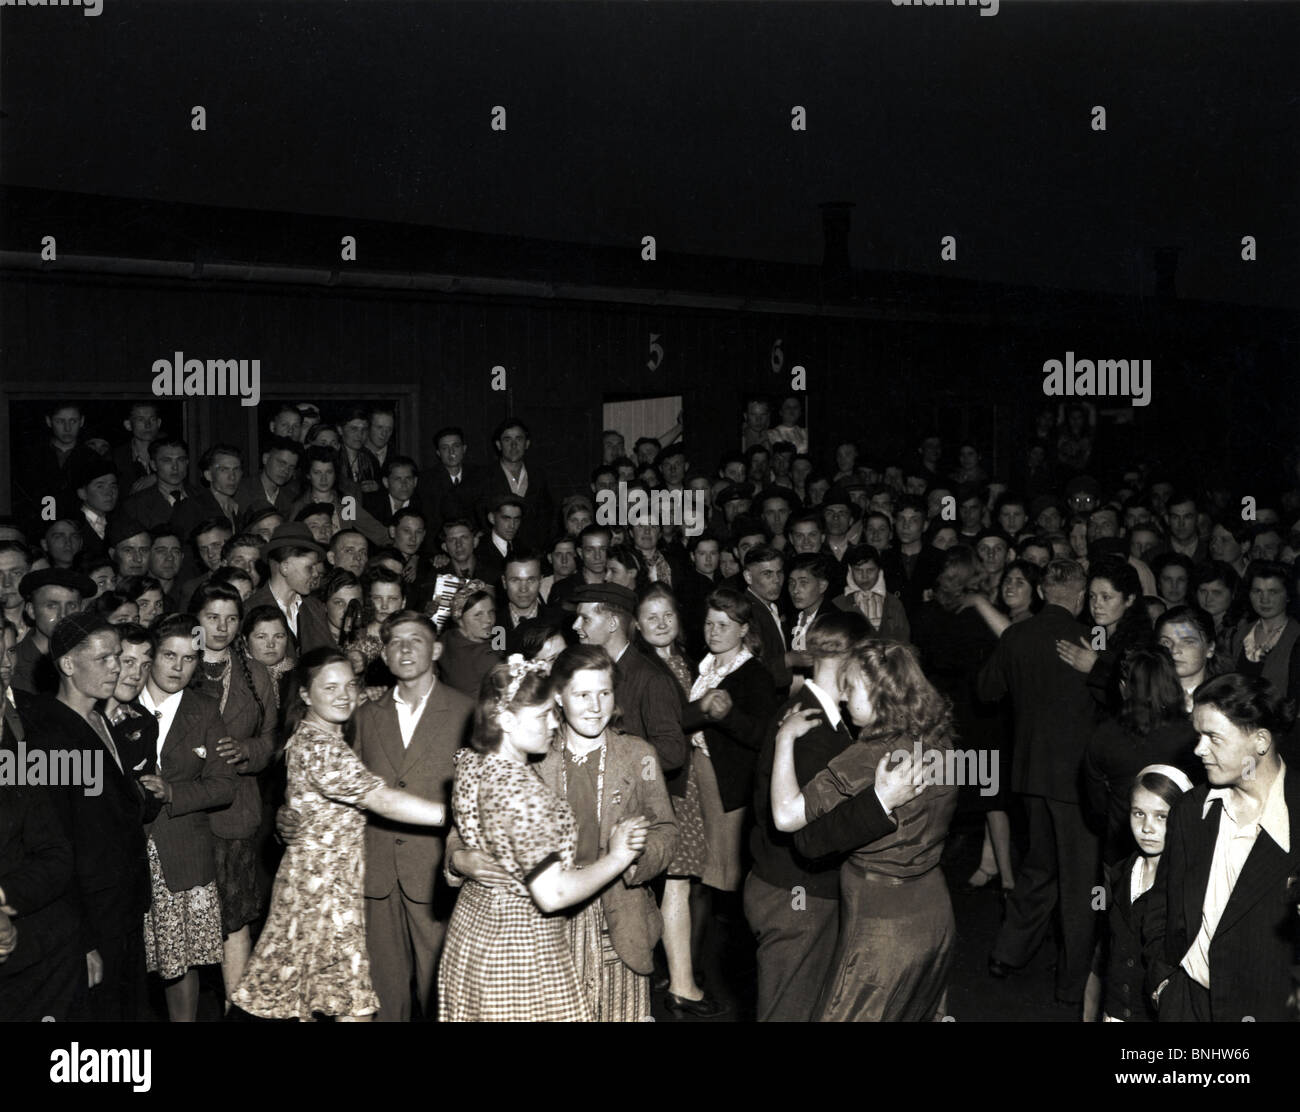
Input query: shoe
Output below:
<box><xmin>987</xmin><ymin>956</ymin><xmax>1016</xmax><ymax>979</ymax></box>
<box><xmin>664</xmin><ymin>991</ymin><xmax>730</xmax><ymax>1019</ymax></box>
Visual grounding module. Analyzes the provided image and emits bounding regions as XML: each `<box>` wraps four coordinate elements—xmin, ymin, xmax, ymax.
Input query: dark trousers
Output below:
<box><xmin>743</xmin><ymin>870</ymin><xmax>839</xmax><ymax>1023</ymax></box>
<box><xmin>366</xmin><ymin>883</ymin><xmax>446</xmax><ymax>1022</ymax></box>
<box><xmin>88</xmin><ymin>927</ymin><xmax>149</xmax><ymax>1022</ymax></box>
<box><xmin>992</xmin><ymin>794</ymin><xmax>1099</xmax><ymax>1003</ymax></box>
<box><xmin>0</xmin><ymin>941</ymin><xmax>87</xmax><ymax>1022</ymax></box>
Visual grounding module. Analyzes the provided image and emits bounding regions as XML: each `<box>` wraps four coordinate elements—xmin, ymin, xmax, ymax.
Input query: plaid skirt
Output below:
<box><xmin>439</xmin><ymin>881</ymin><xmax>591</xmax><ymax>1022</ymax></box>
<box><xmin>142</xmin><ymin>838</ymin><xmax>224</xmax><ymax>981</ymax></box>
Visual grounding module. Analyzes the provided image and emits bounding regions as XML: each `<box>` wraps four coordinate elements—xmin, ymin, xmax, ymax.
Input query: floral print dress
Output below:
<box><xmin>232</xmin><ymin>720</ymin><xmax>385</xmax><ymax>1020</ymax></box>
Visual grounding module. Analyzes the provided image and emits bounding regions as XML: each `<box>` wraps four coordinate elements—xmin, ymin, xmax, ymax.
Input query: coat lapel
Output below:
<box><xmin>1211</xmin><ymin>772</ymin><xmax>1300</xmax><ymax>937</ymax></box>
<box><xmin>598</xmin><ymin>737</ymin><xmax>636</xmax><ymax>848</ymax></box>
<box><xmin>160</xmin><ymin>692</ymin><xmax>198</xmax><ymax>770</ymax></box>
<box><xmin>1184</xmin><ymin>795</ymin><xmax>1221</xmax><ymax>938</ymax></box>
<box><xmin>396</xmin><ymin>684</ymin><xmax>446</xmax><ymax>776</ymax></box>
<box><xmin>375</xmin><ymin>692</ymin><xmax>405</xmax><ymax>778</ymax></box>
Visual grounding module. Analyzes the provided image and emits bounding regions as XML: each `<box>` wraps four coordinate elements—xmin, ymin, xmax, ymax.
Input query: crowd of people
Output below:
<box><xmin>2</xmin><ymin>392</ymin><xmax>1299</xmax><ymax>1022</ymax></box>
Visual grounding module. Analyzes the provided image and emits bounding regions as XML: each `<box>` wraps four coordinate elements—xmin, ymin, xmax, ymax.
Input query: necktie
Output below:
<box><xmin>169</xmin><ymin>489</ymin><xmax>184</xmax><ymax>504</ymax></box>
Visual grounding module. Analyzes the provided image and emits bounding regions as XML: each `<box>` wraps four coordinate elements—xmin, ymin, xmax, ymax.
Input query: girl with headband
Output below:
<box><xmin>1100</xmin><ymin>764</ymin><xmax>1193</xmax><ymax>1022</ymax></box>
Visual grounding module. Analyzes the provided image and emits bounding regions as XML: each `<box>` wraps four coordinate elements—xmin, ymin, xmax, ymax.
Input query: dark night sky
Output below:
<box><xmin>2</xmin><ymin>1</ymin><xmax>1298</xmax><ymax>307</ymax></box>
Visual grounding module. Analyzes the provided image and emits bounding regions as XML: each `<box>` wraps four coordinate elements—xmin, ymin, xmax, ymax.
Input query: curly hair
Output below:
<box><xmin>839</xmin><ymin>640</ymin><xmax>954</xmax><ymax>753</ymax></box>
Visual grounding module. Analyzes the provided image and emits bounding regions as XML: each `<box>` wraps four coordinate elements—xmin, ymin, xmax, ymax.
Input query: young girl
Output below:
<box><xmin>1101</xmin><ymin>766</ymin><xmax>1192</xmax><ymax>1021</ymax></box>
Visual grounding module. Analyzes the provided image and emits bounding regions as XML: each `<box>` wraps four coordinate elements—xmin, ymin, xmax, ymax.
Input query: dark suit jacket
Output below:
<box><xmin>833</xmin><ymin>590</ymin><xmax>912</xmax><ymax>643</ymax></box>
<box><xmin>246</xmin><ymin>585</ymin><xmax>334</xmax><ymax>654</ymax></box>
<box><xmin>0</xmin><ymin>708</ymin><xmax>81</xmax><ymax>977</ymax></box>
<box><xmin>191</xmin><ymin>656</ymin><xmax>278</xmax><ymax>840</ymax></box>
<box><xmin>1104</xmin><ymin>853</ymin><xmax>1156</xmax><ymax>1022</ymax></box>
<box><xmin>614</xmin><ymin>643</ymin><xmax>687</xmax><ymax>776</ymax></box>
<box><xmin>19</xmin><ymin>696</ymin><xmax>154</xmax><ymax>951</ymax></box>
<box><xmin>472</xmin><ymin>536</ymin><xmax>509</xmax><ymax>592</ymax></box>
<box><xmin>750</xmin><ymin>685</ymin><xmax>871</xmax><ymax>897</ymax></box>
<box><xmin>681</xmin><ymin>656</ymin><xmax>781</xmax><ymax>812</ymax></box>
<box><xmin>879</xmin><ymin>545</ymin><xmax>945</xmax><ymax>620</ymax></box>
<box><xmin>145</xmin><ymin>689</ymin><xmax>239</xmax><ymax>892</ymax></box>
<box><xmin>121</xmin><ymin>483</ymin><xmax>197</xmax><ymax>532</ymax></box>
<box><xmin>170</xmin><ymin>487</ymin><xmax>239</xmax><ymax>541</ymax></box>
<box><xmin>1143</xmin><ymin>773</ymin><xmax>1300</xmax><ymax>1022</ymax></box>
<box><xmin>427</xmin><ymin>464</ymin><xmax>488</xmax><ymax>531</ymax></box>
<box><xmin>357</xmin><ymin>681</ymin><xmax>475</xmax><ymax>904</ymax></box>
<box><xmin>479</xmin><ymin>461</ymin><xmax>555</xmax><ymax>550</ymax></box>
<box><xmin>977</xmin><ymin>603</ymin><xmax>1099</xmax><ymax>803</ymax></box>
<box><xmin>537</xmin><ymin>732</ymin><xmax>677</xmax><ymax>974</ymax></box>
<box><xmin>236</xmin><ymin>471</ymin><xmax>296</xmax><ymax>517</ymax></box>
<box><xmin>745</xmin><ymin>589</ymin><xmax>793</xmax><ymax>697</ymax></box>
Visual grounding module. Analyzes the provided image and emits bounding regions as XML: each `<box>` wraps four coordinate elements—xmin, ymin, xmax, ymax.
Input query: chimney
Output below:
<box><xmin>819</xmin><ymin>201</ymin><xmax>854</xmax><ymax>296</ymax></box>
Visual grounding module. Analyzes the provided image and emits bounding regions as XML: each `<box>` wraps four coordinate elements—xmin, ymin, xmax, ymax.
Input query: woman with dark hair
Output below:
<box><xmin>1228</xmin><ymin>559</ymin><xmax>1300</xmax><ymax>703</ymax></box>
<box><xmin>1193</xmin><ymin>561</ymin><xmax>1242</xmax><ymax>656</ymax></box>
<box><xmin>770</xmin><ymin>640</ymin><xmax>953</xmax><ymax>1021</ymax></box>
<box><xmin>188</xmin><ymin>580</ymin><xmax>279</xmax><ymax>1010</ymax></box>
<box><xmin>516</xmin><ymin>619</ymin><xmax>567</xmax><ymax>665</ymax></box>
<box><xmin>317</xmin><ymin>567</ymin><xmax>365</xmax><ymax>662</ymax></box>
<box><xmin>604</xmin><ymin>544</ymin><xmax>649</xmax><ymax>592</ymax></box>
<box><xmin>681</xmin><ymin>588</ymin><xmax>779</xmax><ymax>899</ymax></box>
<box><xmin>437</xmin><ymin>585</ymin><xmax>503</xmax><ymax>697</ymax></box>
<box><xmin>121</xmin><ymin>574</ymin><xmax>166</xmax><ymax>628</ymax></box>
<box><xmin>241</xmin><ymin>605</ymin><xmax>294</xmax><ymax>705</ymax></box>
<box><xmin>635</xmin><ymin>583</ymin><xmax>721</xmax><ymax>1014</ymax></box>
<box><xmin>1101</xmin><ymin>766</ymin><xmax>1194</xmax><ymax>1022</ymax></box>
<box><xmin>1207</xmin><ymin>517</ymin><xmax>1253</xmax><ymax>579</ymax></box>
<box><xmin>1083</xmin><ymin>646</ymin><xmax>1200</xmax><ymax>866</ymax></box>
<box><xmin>1057</xmin><ymin>557</ymin><xmax>1154</xmax><ymax>711</ymax></box>
<box><xmin>94</xmin><ymin>590</ymin><xmax>139</xmax><ymax>625</ymax></box>
<box><xmin>1155</xmin><ymin>605</ymin><xmax>1221</xmax><ymax>711</ymax></box>
<box><xmin>440</xmin><ymin>657</ymin><xmax>653</xmax><ymax>1021</ymax></box>
<box><xmin>233</xmin><ymin>648</ymin><xmax>447</xmax><ymax>1021</ymax></box>
<box><xmin>964</xmin><ymin>558</ymin><xmax>1043</xmax><ymax>639</ymax></box>
<box><xmin>209</xmin><ymin>565</ymin><xmax>255</xmax><ymax>603</ymax></box>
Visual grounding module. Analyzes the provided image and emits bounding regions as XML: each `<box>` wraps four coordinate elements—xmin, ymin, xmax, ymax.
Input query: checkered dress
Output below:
<box><xmin>439</xmin><ymin>750</ymin><xmax>592</xmax><ymax>1022</ymax></box>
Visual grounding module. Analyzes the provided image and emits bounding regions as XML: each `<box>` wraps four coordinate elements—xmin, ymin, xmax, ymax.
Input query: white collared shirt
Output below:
<box><xmin>802</xmin><ymin>679</ymin><xmax>844</xmax><ymax>732</ymax></box>
<box><xmin>393</xmin><ymin>681</ymin><xmax>435</xmax><ymax>749</ymax></box>
<box><xmin>389</xmin><ymin>495</ymin><xmax>410</xmax><ymax>515</ymax></box>
<box><xmin>139</xmin><ymin>686</ymin><xmax>184</xmax><ymax>765</ymax></box>
<box><xmin>1181</xmin><ymin>763</ymin><xmax>1290</xmax><ymax>987</ymax></box>
<box><xmin>491</xmin><ymin>531</ymin><xmax>509</xmax><ymax>558</ymax></box>
<box><xmin>271</xmin><ymin>583</ymin><xmax>302</xmax><ymax>636</ymax></box>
